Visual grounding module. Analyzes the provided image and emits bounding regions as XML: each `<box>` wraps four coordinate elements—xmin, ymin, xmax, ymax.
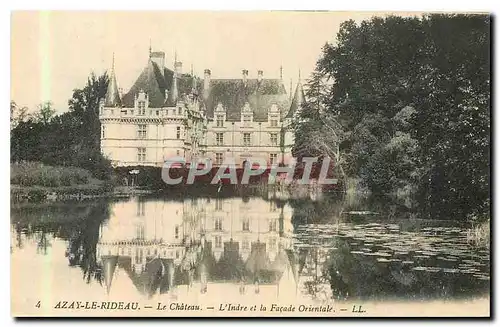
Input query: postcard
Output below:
<box><xmin>10</xmin><ymin>11</ymin><xmax>490</xmax><ymax>317</ymax></box>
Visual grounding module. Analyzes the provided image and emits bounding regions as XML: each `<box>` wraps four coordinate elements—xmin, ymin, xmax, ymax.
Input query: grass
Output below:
<box><xmin>11</xmin><ymin>162</ymin><xmax>99</xmax><ymax>188</ymax></box>
<box><xmin>467</xmin><ymin>219</ymin><xmax>490</xmax><ymax>249</ymax></box>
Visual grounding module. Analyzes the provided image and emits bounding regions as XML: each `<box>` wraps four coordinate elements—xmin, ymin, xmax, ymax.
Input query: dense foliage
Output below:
<box><xmin>11</xmin><ymin>73</ymin><xmax>113</xmax><ymax>180</ymax></box>
<box><xmin>293</xmin><ymin>14</ymin><xmax>490</xmax><ymax>221</ymax></box>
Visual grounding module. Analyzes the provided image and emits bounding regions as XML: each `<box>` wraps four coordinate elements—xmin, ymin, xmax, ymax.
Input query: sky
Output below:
<box><xmin>11</xmin><ymin>11</ymin><xmax>415</xmax><ymax>113</ymax></box>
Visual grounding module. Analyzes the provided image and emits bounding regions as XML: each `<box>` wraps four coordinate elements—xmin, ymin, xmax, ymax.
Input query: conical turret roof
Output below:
<box><xmin>166</xmin><ymin>71</ymin><xmax>179</xmax><ymax>106</ymax></box>
<box><xmin>286</xmin><ymin>80</ymin><xmax>305</xmax><ymax>119</ymax></box>
<box><xmin>104</xmin><ymin>56</ymin><xmax>122</xmax><ymax>107</ymax></box>
<box><xmin>102</xmin><ymin>255</ymin><xmax>119</xmax><ymax>294</ymax></box>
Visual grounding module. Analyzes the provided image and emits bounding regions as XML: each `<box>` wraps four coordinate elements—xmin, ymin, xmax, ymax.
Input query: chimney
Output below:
<box><xmin>242</xmin><ymin>69</ymin><xmax>249</xmax><ymax>83</ymax></box>
<box><xmin>150</xmin><ymin>51</ymin><xmax>165</xmax><ymax>74</ymax></box>
<box><xmin>257</xmin><ymin>70</ymin><xmax>263</xmax><ymax>82</ymax></box>
<box><xmin>203</xmin><ymin>69</ymin><xmax>211</xmax><ymax>99</ymax></box>
<box><xmin>175</xmin><ymin>61</ymin><xmax>183</xmax><ymax>75</ymax></box>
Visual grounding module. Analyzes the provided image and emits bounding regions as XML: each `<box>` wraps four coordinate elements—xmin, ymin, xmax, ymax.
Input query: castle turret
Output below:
<box><xmin>102</xmin><ymin>255</ymin><xmax>119</xmax><ymax>294</ymax></box>
<box><xmin>286</xmin><ymin>72</ymin><xmax>305</xmax><ymax>120</ymax></box>
<box><xmin>203</xmin><ymin>69</ymin><xmax>211</xmax><ymax>100</ymax></box>
<box><xmin>166</xmin><ymin>70</ymin><xmax>179</xmax><ymax>106</ymax></box>
<box><xmin>104</xmin><ymin>54</ymin><xmax>122</xmax><ymax>107</ymax></box>
<box><xmin>242</xmin><ymin>69</ymin><xmax>248</xmax><ymax>84</ymax></box>
<box><xmin>191</xmin><ymin>65</ymin><xmax>198</xmax><ymax>95</ymax></box>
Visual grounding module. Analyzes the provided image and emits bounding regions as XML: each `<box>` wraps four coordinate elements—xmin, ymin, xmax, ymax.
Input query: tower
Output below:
<box><xmin>104</xmin><ymin>53</ymin><xmax>122</xmax><ymax>107</ymax></box>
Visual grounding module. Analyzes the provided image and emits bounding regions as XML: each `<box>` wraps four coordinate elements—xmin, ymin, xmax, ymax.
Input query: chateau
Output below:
<box><xmin>99</xmin><ymin>49</ymin><xmax>305</xmax><ymax>168</ymax></box>
<box><xmin>95</xmin><ymin>197</ymin><xmax>330</xmax><ymax>299</ymax></box>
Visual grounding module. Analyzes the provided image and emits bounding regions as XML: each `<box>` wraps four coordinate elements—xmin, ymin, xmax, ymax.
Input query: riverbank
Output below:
<box><xmin>10</xmin><ymin>184</ymin><xmax>158</xmax><ymax>203</ymax></box>
<box><xmin>10</xmin><ymin>162</ymin><xmax>158</xmax><ymax>203</ymax></box>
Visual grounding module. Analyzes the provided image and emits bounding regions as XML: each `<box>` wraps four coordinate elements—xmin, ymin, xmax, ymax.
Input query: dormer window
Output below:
<box><xmin>269</xmin><ymin>114</ymin><xmax>279</xmax><ymax>127</ymax></box>
<box><xmin>216</xmin><ymin>114</ymin><xmax>224</xmax><ymax>127</ymax></box>
<box><xmin>138</xmin><ymin>101</ymin><xmax>146</xmax><ymax>115</ymax></box>
<box><xmin>241</xmin><ymin>102</ymin><xmax>253</xmax><ymax>126</ymax></box>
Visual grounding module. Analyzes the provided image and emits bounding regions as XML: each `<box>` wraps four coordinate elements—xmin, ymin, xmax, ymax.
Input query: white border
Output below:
<box><xmin>2</xmin><ymin>2</ymin><xmax>498</xmax><ymax>327</ymax></box>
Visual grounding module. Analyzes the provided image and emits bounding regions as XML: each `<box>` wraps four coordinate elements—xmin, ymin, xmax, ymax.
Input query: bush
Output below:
<box><xmin>11</xmin><ymin>162</ymin><xmax>94</xmax><ymax>188</ymax></box>
<box><xmin>467</xmin><ymin>219</ymin><xmax>490</xmax><ymax>249</ymax></box>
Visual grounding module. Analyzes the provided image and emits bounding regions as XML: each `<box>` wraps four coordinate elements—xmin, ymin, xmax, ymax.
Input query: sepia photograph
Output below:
<box><xmin>10</xmin><ymin>10</ymin><xmax>490</xmax><ymax>317</ymax></box>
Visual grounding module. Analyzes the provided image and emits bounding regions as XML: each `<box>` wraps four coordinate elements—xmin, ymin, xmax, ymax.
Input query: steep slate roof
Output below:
<box><xmin>122</xmin><ymin>60</ymin><xmax>166</xmax><ymax>108</ymax></box>
<box><xmin>121</xmin><ymin>59</ymin><xmax>195</xmax><ymax>108</ymax></box>
<box><xmin>286</xmin><ymin>81</ymin><xmax>305</xmax><ymax>119</ymax></box>
<box><xmin>117</xmin><ymin>256</ymin><xmax>175</xmax><ymax>298</ymax></box>
<box><xmin>104</xmin><ymin>70</ymin><xmax>122</xmax><ymax>107</ymax></box>
<box><xmin>201</xmin><ymin>79</ymin><xmax>289</xmax><ymax>122</ymax></box>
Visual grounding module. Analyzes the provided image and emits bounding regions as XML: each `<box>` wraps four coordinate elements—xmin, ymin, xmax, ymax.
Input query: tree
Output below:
<box><xmin>10</xmin><ymin>101</ymin><xmax>29</xmax><ymax>130</ymax></box>
<box><xmin>10</xmin><ymin>72</ymin><xmax>113</xmax><ymax>180</ymax></box>
<box><xmin>293</xmin><ymin>14</ymin><xmax>490</xmax><ymax>220</ymax></box>
<box><xmin>68</xmin><ymin>72</ymin><xmax>109</xmax><ymax>152</ymax></box>
<box><xmin>34</xmin><ymin>101</ymin><xmax>56</xmax><ymax>124</ymax></box>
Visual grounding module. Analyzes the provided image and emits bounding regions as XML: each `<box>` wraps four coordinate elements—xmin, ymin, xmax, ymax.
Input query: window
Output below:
<box><xmin>242</xmin><ymin>219</ymin><xmax>250</xmax><ymax>231</ymax></box>
<box><xmin>269</xmin><ymin>220</ymin><xmax>277</xmax><ymax>232</ymax></box>
<box><xmin>136</xmin><ymin>225</ymin><xmax>145</xmax><ymax>240</ymax></box>
<box><xmin>215</xmin><ymin>236</ymin><xmax>222</xmax><ymax>248</ymax></box>
<box><xmin>137</xmin><ymin>201</ymin><xmax>145</xmax><ymax>216</ymax></box>
<box><xmin>270</xmin><ymin>133</ymin><xmax>278</xmax><ymax>146</ymax></box>
<box><xmin>242</xmin><ymin>239</ymin><xmax>250</xmax><ymax>250</ymax></box>
<box><xmin>175</xmin><ymin>225</ymin><xmax>179</xmax><ymax>239</ymax></box>
<box><xmin>243</xmin><ymin>115</ymin><xmax>252</xmax><ymax>125</ymax></box>
<box><xmin>215</xmin><ymin>198</ymin><xmax>223</xmax><ymax>211</ymax></box>
<box><xmin>216</xmin><ymin>133</ymin><xmax>224</xmax><ymax>146</ymax></box>
<box><xmin>138</xmin><ymin>101</ymin><xmax>146</xmax><ymax>115</ymax></box>
<box><xmin>137</xmin><ymin>124</ymin><xmax>147</xmax><ymax>139</ymax></box>
<box><xmin>243</xmin><ymin>133</ymin><xmax>251</xmax><ymax>146</ymax></box>
<box><xmin>176</xmin><ymin>150</ymin><xmax>180</xmax><ymax>156</ymax></box>
<box><xmin>270</xmin><ymin>153</ymin><xmax>277</xmax><ymax>165</ymax></box>
<box><xmin>176</xmin><ymin>127</ymin><xmax>181</xmax><ymax>139</ymax></box>
<box><xmin>178</xmin><ymin>107</ymin><xmax>183</xmax><ymax>115</ymax></box>
<box><xmin>270</xmin><ymin>119</ymin><xmax>278</xmax><ymax>127</ymax></box>
<box><xmin>270</xmin><ymin>201</ymin><xmax>277</xmax><ymax>212</ymax></box>
<box><xmin>216</xmin><ymin>114</ymin><xmax>224</xmax><ymax>127</ymax></box>
<box><xmin>215</xmin><ymin>218</ymin><xmax>223</xmax><ymax>231</ymax></box>
<box><xmin>215</xmin><ymin>153</ymin><xmax>223</xmax><ymax>165</ymax></box>
<box><xmin>269</xmin><ymin>237</ymin><xmax>276</xmax><ymax>250</ymax></box>
<box><xmin>156</xmin><ymin>110</ymin><xmax>159</xmax><ymax>116</ymax></box>
<box><xmin>111</xmin><ymin>109</ymin><xmax>114</xmax><ymax>115</ymax></box>
<box><xmin>101</xmin><ymin>125</ymin><xmax>106</xmax><ymax>139</ymax></box>
<box><xmin>130</xmin><ymin>110</ymin><xmax>134</xmax><ymax>115</ymax></box>
<box><xmin>137</xmin><ymin>147</ymin><xmax>146</xmax><ymax>162</ymax></box>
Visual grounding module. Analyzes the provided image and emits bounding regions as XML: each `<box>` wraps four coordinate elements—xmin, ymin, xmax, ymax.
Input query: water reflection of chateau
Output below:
<box><xmin>96</xmin><ymin>197</ymin><xmax>303</xmax><ymax>298</ymax></box>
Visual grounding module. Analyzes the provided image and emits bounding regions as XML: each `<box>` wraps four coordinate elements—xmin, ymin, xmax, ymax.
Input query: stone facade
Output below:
<box><xmin>99</xmin><ymin>49</ymin><xmax>305</xmax><ymax>168</ymax></box>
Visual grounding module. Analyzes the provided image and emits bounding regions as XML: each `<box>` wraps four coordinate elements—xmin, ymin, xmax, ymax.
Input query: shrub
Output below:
<box><xmin>10</xmin><ymin>162</ymin><xmax>95</xmax><ymax>188</ymax></box>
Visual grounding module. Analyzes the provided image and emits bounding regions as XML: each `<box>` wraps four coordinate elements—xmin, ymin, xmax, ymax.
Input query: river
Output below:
<box><xmin>10</xmin><ymin>191</ymin><xmax>490</xmax><ymax>315</ymax></box>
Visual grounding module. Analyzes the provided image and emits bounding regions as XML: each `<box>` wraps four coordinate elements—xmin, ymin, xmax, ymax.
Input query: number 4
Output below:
<box><xmin>35</xmin><ymin>301</ymin><xmax>40</xmax><ymax>308</ymax></box>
